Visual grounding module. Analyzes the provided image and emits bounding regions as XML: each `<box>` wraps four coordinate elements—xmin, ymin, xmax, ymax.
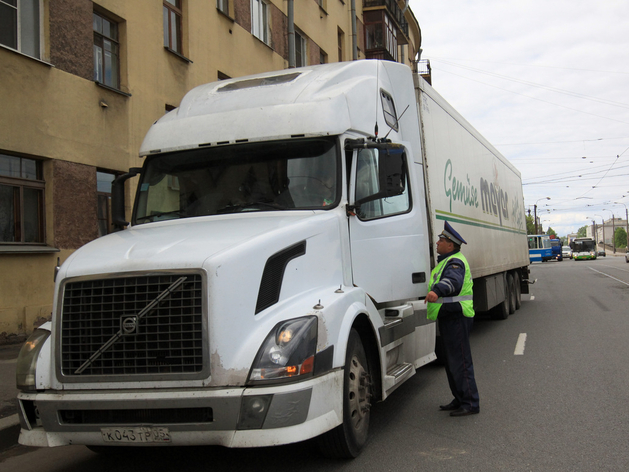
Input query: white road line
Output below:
<box><xmin>514</xmin><ymin>333</ymin><xmax>527</xmax><ymax>355</ymax></box>
<box><xmin>588</xmin><ymin>267</ymin><xmax>629</xmax><ymax>286</ymax></box>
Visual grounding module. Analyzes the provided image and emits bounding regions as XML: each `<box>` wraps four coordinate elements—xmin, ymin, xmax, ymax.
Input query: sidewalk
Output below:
<box><xmin>0</xmin><ymin>342</ymin><xmax>23</xmax><ymax>452</ymax></box>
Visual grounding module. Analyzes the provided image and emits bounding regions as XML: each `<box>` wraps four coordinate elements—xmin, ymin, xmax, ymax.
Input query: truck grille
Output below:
<box><xmin>60</xmin><ymin>273</ymin><xmax>206</xmax><ymax>379</ymax></box>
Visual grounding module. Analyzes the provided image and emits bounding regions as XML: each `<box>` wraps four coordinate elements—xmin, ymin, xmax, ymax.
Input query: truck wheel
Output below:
<box><xmin>318</xmin><ymin>329</ymin><xmax>372</xmax><ymax>459</ymax></box>
<box><xmin>491</xmin><ymin>275</ymin><xmax>510</xmax><ymax>320</ymax></box>
<box><xmin>514</xmin><ymin>272</ymin><xmax>522</xmax><ymax>310</ymax></box>
<box><xmin>507</xmin><ymin>273</ymin><xmax>516</xmax><ymax>315</ymax></box>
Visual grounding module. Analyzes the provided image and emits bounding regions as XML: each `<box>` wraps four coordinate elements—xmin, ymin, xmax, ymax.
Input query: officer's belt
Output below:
<box><xmin>437</xmin><ymin>295</ymin><xmax>473</xmax><ymax>303</ymax></box>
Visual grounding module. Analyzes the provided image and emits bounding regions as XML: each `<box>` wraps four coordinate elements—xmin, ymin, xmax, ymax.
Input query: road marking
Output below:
<box><xmin>588</xmin><ymin>267</ymin><xmax>629</xmax><ymax>286</ymax></box>
<box><xmin>514</xmin><ymin>333</ymin><xmax>527</xmax><ymax>355</ymax></box>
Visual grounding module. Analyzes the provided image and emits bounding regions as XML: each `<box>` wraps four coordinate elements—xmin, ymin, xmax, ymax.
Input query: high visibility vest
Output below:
<box><xmin>427</xmin><ymin>252</ymin><xmax>474</xmax><ymax>321</ymax></box>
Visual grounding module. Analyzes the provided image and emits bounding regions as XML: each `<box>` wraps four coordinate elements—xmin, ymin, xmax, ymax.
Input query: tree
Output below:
<box><xmin>526</xmin><ymin>214</ymin><xmax>535</xmax><ymax>235</ymax></box>
<box><xmin>547</xmin><ymin>227</ymin><xmax>557</xmax><ymax>238</ymax></box>
<box><xmin>614</xmin><ymin>227</ymin><xmax>627</xmax><ymax>249</ymax></box>
<box><xmin>577</xmin><ymin>226</ymin><xmax>587</xmax><ymax>238</ymax></box>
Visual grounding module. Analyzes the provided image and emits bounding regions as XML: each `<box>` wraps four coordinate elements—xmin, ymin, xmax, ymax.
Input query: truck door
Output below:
<box><xmin>347</xmin><ymin>145</ymin><xmax>427</xmax><ymax>303</ymax></box>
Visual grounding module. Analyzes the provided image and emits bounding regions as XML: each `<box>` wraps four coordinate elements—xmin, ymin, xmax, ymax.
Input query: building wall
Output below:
<box><xmin>0</xmin><ymin>0</ymin><xmax>422</xmax><ymax>341</ymax></box>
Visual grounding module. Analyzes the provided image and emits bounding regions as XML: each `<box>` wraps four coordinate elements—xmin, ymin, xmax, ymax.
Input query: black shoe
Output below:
<box><xmin>450</xmin><ymin>408</ymin><xmax>479</xmax><ymax>417</ymax></box>
<box><xmin>439</xmin><ymin>401</ymin><xmax>461</xmax><ymax>411</ymax></box>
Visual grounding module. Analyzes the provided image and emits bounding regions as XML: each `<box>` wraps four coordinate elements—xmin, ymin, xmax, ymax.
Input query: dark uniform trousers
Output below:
<box><xmin>438</xmin><ymin>310</ymin><xmax>480</xmax><ymax>412</ymax></box>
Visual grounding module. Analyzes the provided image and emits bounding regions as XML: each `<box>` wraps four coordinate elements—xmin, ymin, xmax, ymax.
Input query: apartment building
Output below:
<box><xmin>0</xmin><ymin>0</ymin><xmax>422</xmax><ymax>340</ymax></box>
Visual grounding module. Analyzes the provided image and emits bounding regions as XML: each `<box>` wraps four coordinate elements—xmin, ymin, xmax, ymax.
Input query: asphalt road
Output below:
<box><xmin>2</xmin><ymin>256</ymin><xmax>629</xmax><ymax>471</ymax></box>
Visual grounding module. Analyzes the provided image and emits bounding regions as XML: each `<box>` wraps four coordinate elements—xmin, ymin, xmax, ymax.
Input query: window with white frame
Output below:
<box><xmin>0</xmin><ymin>0</ymin><xmax>41</xmax><ymax>59</ymax></box>
<box><xmin>93</xmin><ymin>11</ymin><xmax>120</xmax><ymax>89</ymax></box>
<box><xmin>295</xmin><ymin>32</ymin><xmax>306</xmax><ymax>67</ymax></box>
<box><xmin>251</xmin><ymin>0</ymin><xmax>269</xmax><ymax>44</ymax></box>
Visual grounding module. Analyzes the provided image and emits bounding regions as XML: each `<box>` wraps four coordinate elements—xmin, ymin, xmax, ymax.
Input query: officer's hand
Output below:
<box><xmin>424</xmin><ymin>291</ymin><xmax>438</xmax><ymax>303</ymax></box>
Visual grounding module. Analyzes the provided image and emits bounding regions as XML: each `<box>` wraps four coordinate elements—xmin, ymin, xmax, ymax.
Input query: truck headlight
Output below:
<box><xmin>16</xmin><ymin>328</ymin><xmax>50</xmax><ymax>392</ymax></box>
<box><xmin>248</xmin><ymin>316</ymin><xmax>317</xmax><ymax>384</ymax></box>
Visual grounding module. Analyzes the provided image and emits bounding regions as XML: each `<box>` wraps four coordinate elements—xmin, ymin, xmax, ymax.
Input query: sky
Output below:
<box><xmin>408</xmin><ymin>0</ymin><xmax>629</xmax><ymax>237</ymax></box>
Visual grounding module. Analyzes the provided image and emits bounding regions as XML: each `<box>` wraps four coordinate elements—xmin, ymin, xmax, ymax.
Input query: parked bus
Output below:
<box><xmin>528</xmin><ymin>234</ymin><xmax>553</xmax><ymax>262</ymax></box>
<box><xmin>571</xmin><ymin>237</ymin><xmax>597</xmax><ymax>260</ymax></box>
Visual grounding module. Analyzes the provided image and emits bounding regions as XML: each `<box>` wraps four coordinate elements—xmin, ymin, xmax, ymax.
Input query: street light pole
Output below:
<box><xmin>595</xmin><ymin>214</ymin><xmax>605</xmax><ymax>251</ymax></box>
<box><xmin>534</xmin><ymin>197</ymin><xmax>550</xmax><ymax>234</ymax></box>
<box><xmin>613</xmin><ymin>201</ymin><xmax>629</xmax><ymax>249</ymax></box>
<box><xmin>603</xmin><ymin>209</ymin><xmax>615</xmax><ymax>254</ymax></box>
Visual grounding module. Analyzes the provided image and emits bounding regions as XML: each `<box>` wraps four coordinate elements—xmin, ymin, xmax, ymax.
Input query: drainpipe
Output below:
<box><xmin>288</xmin><ymin>0</ymin><xmax>295</xmax><ymax>68</ymax></box>
<box><xmin>351</xmin><ymin>0</ymin><xmax>357</xmax><ymax>60</ymax></box>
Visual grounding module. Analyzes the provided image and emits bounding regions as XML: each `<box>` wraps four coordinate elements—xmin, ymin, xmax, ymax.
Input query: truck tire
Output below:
<box><xmin>318</xmin><ymin>329</ymin><xmax>372</xmax><ymax>459</ymax></box>
<box><xmin>514</xmin><ymin>272</ymin><xmax>522</xmax><ymax>310</ymax></box>
<box><xmin>507</xmin><ymin>273</ymin><xmax>516</xmax><ymax>315</ymax></box>
<box><xmin>491</xmin><ymin>275</ymin><xmax>510</xmax><ymax>320</ymax></box>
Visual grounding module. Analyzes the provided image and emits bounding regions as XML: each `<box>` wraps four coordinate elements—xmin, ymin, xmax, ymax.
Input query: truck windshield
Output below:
<box><xmin>133</xmin><ymin>137</ymin><xmax>339</xmax><ymax>224</ymax></box>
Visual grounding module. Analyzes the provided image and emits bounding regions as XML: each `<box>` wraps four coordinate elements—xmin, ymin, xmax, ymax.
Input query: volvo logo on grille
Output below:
<box><xmin>121</xmin><ymin>316</ymin><xmax>139</xmax><ymax>335</ymax></box>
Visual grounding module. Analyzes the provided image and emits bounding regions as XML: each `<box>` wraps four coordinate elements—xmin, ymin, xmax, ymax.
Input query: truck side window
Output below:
<box><xmin>354</xmin><ymin>148</ymin><xmax>410</xmax><ymax>220</ymax></box>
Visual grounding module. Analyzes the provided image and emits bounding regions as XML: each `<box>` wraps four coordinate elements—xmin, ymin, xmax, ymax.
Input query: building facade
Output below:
<box><xmin>0</xmin><ymin>0</ymin><xmax>422</xmax><ymax>340</ymax></box>
<box><xmin>588</xmin><ymin>217</ymin><xmax>628</xmax><ymax>252</ymax></box>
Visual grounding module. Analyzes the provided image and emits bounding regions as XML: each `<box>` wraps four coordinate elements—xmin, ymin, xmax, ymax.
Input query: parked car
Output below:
<box><xmin>598</xmin><ymin>250</ymin><xmax>606</xmax><ymax>257</ymax></box>
<box><xmin>562</xmin><ymin>246</ymin><xmax>572</xmax><ymax>259</ymax></box>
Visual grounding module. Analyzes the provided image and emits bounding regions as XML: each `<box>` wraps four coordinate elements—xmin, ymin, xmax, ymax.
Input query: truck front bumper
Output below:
<box><xmin>17</xmin><ymin>370</ymin><xmax>343</xmax><ymax>448</ymax></box>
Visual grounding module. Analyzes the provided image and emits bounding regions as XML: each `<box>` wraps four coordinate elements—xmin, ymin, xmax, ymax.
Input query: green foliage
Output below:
<box><xmin>526</xmin><ymin>214</ymin><xmax>536</xmax><ymax>234</ymax></box>
<box><xmin>547</xmin><ymin>227</ymin><xmax>557</xmax><ymax>238</ymax></box>
<box><xmin>614</xmin><ymin>227</ymin><xmax>627</xmax><ymax>249</ymax></box>
<box><xmin>577</xmin><ymin>226</ymin><xmax>588</xmax><ymax>238</ymax></box>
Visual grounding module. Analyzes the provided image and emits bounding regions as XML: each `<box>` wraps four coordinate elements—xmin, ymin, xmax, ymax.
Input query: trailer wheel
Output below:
<box><xmin>318</xmin><ymin>329</ymin><xmax>372</xmax><ymax>459</ymax></box>
<box><xmin>491</xmin><ymin>275</ymin><xmax>510</xmax><ymax>320</ymax></box>
<box><xmin>514</xmin><ymin>272</ymin><xmax>522</xmax><ymax>310</ymax></box>
<box><xmin>507</xmin><ymin>273</ymin><xmax>516</xmax><ymax>315</ymax></box>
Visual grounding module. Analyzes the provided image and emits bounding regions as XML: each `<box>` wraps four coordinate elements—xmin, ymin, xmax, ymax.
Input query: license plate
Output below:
<box><xmin>101</xmin><ymin>427</ymin><xmax>171</xmax><ymax>443</ymax></box>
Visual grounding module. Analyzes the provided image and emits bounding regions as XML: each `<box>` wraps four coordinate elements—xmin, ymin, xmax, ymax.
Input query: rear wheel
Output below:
<box><xmin>514</xmin><ymin>272</ymin><xmax>522</xmax><ymax>310</ymax></box>
<box><xmin>491</xmin><ymin>274</ymin><xmax>510</xmax><ymax>320</ymax></box>
<box><xmin>507</xmin><ymin>273</ymin><xmax>516</xmax><ymax>315</ymax></box>
<box><xmin>318</xmin><ymin>329</ymin><xmax>372</xmax><ymax>459</ymax></box>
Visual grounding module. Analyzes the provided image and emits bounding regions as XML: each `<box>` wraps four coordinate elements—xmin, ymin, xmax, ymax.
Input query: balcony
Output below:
<box><xmin>415</xmin><ymin>59</ymin><xmax>432</xmax><ymax>84</ymax></box>
<box><xmin>363</xmin><ymin>0</ymin><xmax>409</xmax><ymax>40</ymax></box>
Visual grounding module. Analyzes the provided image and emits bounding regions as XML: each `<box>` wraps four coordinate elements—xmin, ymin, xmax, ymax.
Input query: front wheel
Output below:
<box><xmin>318</xmin><ymin>329</ymin><xmax>372</xmax><ymax>459</ymax></box>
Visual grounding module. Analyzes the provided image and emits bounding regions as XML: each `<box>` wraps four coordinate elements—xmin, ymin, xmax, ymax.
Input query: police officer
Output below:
<box><xmin>424</xmin><ymin>221</ymin><xmax>480</xmax><ymax>417</ymax></box>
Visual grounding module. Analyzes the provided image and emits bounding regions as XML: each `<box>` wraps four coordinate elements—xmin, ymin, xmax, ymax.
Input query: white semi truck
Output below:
<box><xmin>16</xmin><ymin>60</ymin><xmax>530</xmax><ymax>458</ymax></box>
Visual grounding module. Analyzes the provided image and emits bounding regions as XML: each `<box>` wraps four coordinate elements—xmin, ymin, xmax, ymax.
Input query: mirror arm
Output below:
<box><xmin>112</xmin><ymin>167</ymin><xmax>142</xmax><ymax>230</ymax></box>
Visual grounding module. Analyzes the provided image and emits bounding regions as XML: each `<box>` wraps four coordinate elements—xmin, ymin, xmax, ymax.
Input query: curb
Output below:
<box><xmin>0</xmin><ymin>414</ymin><xmax>20</xmax><ymax>452</ymax></box>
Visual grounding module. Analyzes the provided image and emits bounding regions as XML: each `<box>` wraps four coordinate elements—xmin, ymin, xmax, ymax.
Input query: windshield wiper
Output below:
<box><xmin>136</xmin><ymin>210</ymin><xmax>185</xmax><ymax>222</ymax></box>
<box><xmin>217</xmin><ymin>201</ymin><xmax>285</xmax><ymax>214</ymax></box>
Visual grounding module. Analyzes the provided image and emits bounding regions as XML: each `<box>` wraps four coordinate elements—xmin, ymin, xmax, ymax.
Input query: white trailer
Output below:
<box><xmin>16</xmin><ymin>60</ymin><xmax>529</xmax><ymax>458</ymax></box>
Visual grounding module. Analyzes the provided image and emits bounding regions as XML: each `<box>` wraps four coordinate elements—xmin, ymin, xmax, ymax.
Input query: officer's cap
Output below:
<box><xmin>438</xmin><ymin>221</ymin><xmax>467</xmax><ymax>246</ymax></box>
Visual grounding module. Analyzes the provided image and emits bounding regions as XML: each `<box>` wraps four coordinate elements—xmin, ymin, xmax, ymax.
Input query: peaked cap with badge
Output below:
<box><xmin>438</xmin><ymin>221</ymin><xmax>467</xmax><ymax>246</ymax></box>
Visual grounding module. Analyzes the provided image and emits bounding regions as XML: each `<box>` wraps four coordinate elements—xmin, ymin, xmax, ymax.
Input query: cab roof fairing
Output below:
<box><xmin>139</xmin><ymin>61</ymin><xmax>401</xmax><ymax>156</ymax></box>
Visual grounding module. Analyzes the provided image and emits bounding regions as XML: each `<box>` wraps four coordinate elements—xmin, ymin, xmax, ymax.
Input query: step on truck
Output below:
<box><xmin>16</xmin><ymin>60</ymin><xmax>530</xmax><ymax>458</ymax></box>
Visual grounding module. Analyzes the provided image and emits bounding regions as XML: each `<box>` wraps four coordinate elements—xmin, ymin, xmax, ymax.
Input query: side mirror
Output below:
<box><xmin>355</xmin><ymin>147</ymin><xmax>407</xmax><ymax>206</ymax></box>
<box><xmin>112</xmin><ymin>167</ymin><xmax>142</xmax><ymax>230</ymax></box>
<box><xmin>379</xmin><ymin>147</ymin><xmax>407</xmax><ymax>198</ymax></box>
